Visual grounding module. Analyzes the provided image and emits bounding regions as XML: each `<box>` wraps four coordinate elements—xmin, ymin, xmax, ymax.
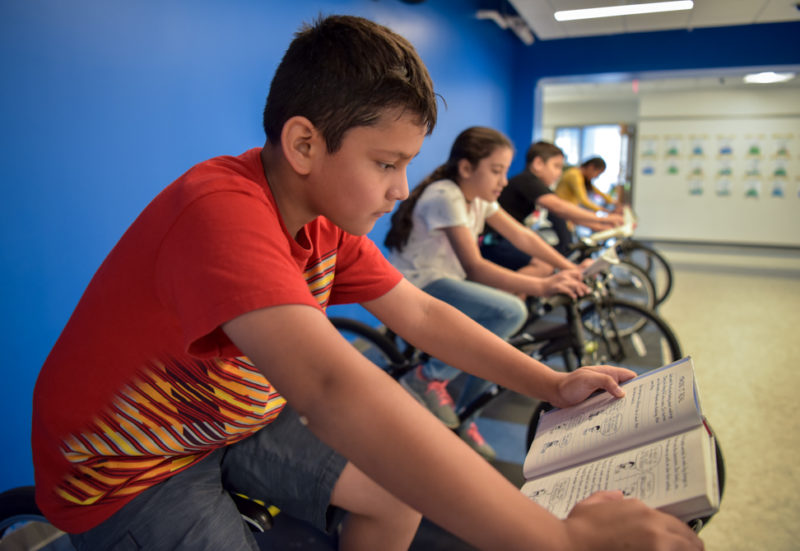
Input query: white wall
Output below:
<box><xmin>633</xmin><ymin>88</ymin><xmax>800</xmax><ymax>246</ymax></box>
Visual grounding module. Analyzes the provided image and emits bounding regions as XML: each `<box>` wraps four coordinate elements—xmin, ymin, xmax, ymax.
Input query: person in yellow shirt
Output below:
<box><xmin>555</xmin><ymin>157</ymin><xmax>618</xmax><ymax>214</ymax></box>
<box><xmin>549</xmin><ymin>157</ymin><xmax>620</xmax><ymax>251</ymax></box>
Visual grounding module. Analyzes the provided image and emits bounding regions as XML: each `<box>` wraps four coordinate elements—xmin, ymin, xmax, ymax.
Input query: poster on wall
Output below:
<box><xmin>744</xmin><ymin>179</ymin><xmax>761</xmax><ymax>199</ymax></box>
<box><xmin>713</xmin><ymin>135</ymin><xmax>735</xmax><ymax>197</ymax></box>
<box><xmin>690</xmin><ymin>134</ymin><xmax>707</xmax><ymax>158</ymax></box>
<box><xmin>715</xmin><ymin>177</ymin><xmax>732</xmax><ymax>197</ymax></box>
<box><xmin>746</xmin><ymin>134</ymin><xmax>765</xmax><ymax>159</ymax></box>
<box><xmin>717</xmin><ymin>135</ymin><xmax>734</xmax><ymax>157</ymax></box>
<box><xmin>771</xmin><ymin>179</ymin><xmax>786</xmax><ymax>198</ymax></box>
<box><xmin>664</xmin><ymin>135</ymin><xmax>682</xmax><ymax>176</ymax></box>
<box><xmin>771</xmin><ymin>133</ymin><xmax>793</xmax><ymax>198</ymax></box>
<box><xmin>744</xmin><ymin>159</ymin><xmax>761</xmax><ymax>198</ymax></box>
<box><xmin>715</xmin><ymin>158</ymin><xmax>733</xmax><ymax>197</ymax></box>
<box><xmin>640</xmin><ymin>135</ymin><xmax>658</xmax><ymax>176</ymax></box>
<box><xmin>633</xmin><ymin>115</ymin><xmax>800</xmax><ymax>246</ymax></box>
<box><xmin>687</xmin><ymin>134</ymin><xmax>707</xmax><ymax>195</ymax></box>
<box><xmin>645</xmin><ymin>131</ymin><xmax>798</xmax><ymax>199</ymax></box>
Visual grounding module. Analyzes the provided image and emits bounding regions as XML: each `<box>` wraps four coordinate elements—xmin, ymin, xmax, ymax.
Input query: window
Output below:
<box><xmin>554</xmin><ymin>124</ymin><xmax>634</xmax><ymax>197</ymax></box>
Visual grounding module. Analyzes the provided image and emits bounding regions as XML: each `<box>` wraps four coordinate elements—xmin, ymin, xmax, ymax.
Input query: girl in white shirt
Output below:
<box><xmin>385</xmin><ymin>127</ymin><xmax>587</xmax><ymax>459</ymax></box>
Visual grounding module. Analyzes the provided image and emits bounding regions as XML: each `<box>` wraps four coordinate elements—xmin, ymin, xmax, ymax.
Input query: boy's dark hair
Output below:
<box><xmin>263</xmin><ymin>15</ymin><xmax>438</xmax><ymax>153</ymax></box>
<box><xmin>385</xmin><ymin>126</ymin><xmax>512</xmax><ymax>252</ymax></box>
<box><xmin>581</xmin><ymin>157</ymin><xmax>607</xmax><ymax>171</ymax></box>
<box><xmin>525</xmin><ymin>141</ymin><xmax>564</xmax><ymax>166</ymax></box>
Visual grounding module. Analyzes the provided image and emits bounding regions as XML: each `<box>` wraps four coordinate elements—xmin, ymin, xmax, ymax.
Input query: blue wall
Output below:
<box><xmin>0</xmin><ymin>0</ymin><xmax>514</xmax><ymax>491</ymax></box>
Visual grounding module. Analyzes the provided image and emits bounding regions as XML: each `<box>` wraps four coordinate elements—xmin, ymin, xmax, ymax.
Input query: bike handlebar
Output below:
<box><xmin>582</xmin><ymin>206</ymin><xmax>636</xmax><ymax>247</ymax></box>
<box><xmin>581</xmin><ymin>247</ymin><xmax>620</xmax><ymax>278</ymax></box>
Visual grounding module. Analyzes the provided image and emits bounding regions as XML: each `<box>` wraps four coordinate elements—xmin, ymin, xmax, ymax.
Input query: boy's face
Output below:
<box><xmin>532</xmin><ymin>155</ymin><xmax>564</xmax><ymax>186</ymax></box>
<box><xmin>311</xmin><ymin>110</ymin><xmax>426</xmax><ymax>236</ymax></box>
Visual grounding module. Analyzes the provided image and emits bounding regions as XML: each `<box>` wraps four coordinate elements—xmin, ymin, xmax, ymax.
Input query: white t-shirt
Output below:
<box><xmin>389</xmin><ymin>179</ymin><xmax>499</xmax><ymax>289</ymax></box>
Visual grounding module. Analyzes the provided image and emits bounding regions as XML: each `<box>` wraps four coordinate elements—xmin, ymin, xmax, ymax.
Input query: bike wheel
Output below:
<box><xmin>603</xmin><ymin>259</ymin><xmax>656</xmax><ymax>309</ymax></box>
<box><xmin>0</xmin><ymin>486</ymin><xmax>70</xmax><ymax>550</ymax></box>
<box><xmin>617</xmin><ymin>240</ymin><xmax>674</xmax><ymax>307</ymax></box>
<box><xmin>512</xmin><ymin>316</ymin><xmax>583</xmax><ymax>374</ymax></box>
<box><xmin>329</xmin><ymin>317</ymin><xmax>409</xmax><ymax>378</ymax></box>
<box><xmin>580</xmin><ymin>299</ymin><xmax>682</xmax><ymax>374</ymax></box>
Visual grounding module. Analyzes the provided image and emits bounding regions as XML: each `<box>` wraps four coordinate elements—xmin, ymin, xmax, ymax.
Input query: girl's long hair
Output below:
<box><xmin>580</xmin><ymin>157</ymin><xmax>606</xmax><ymax>191</ymax></box>
<box><xmin>385</xmin><ymin>126</ymin><xmax>512</xmax><ymax>252</ymax></box>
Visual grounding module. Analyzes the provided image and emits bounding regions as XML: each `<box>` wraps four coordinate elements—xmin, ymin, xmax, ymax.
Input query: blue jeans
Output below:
<box><xmin>420</xmin><ymin>278</ymin><xmax>527</xmax><ymax>412</ymax></box>
<box><xmin>480</xmin><ymin>235</ymin><xmax>532</xmax><ymax>271</ymax></box>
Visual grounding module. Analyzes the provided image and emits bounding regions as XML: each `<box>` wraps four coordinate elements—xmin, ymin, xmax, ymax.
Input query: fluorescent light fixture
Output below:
<box><xmin>554</xmin><ymin>1</ymin><xmax>693</xmax><ymax>22</ymax></box>
<box><xmin>743</xmin><ymin>71</ymin><xmax>796</xmax><ymax>84</ymax></box>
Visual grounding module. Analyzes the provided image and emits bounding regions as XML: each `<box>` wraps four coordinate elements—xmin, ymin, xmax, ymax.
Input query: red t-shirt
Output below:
<box><xmin>31</xmin><ymin>148</ymin><xmax>402</xmax><ymax>532</ymax></box>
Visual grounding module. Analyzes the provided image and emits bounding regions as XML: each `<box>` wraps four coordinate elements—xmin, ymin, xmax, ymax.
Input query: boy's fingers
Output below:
<box><xmin>578</xmin><ymin>490</ymin><xmax>624</xmax><ymax>506</ymax></box>
<box><xmin>581</xmin><ymin>369</ymin><xmax>626</xmax><ymax>398</ymax></box>
<box><xmin>602</xmin><ymin>376</ymin><xmax>625</xmax><ymax>398</ymax></box>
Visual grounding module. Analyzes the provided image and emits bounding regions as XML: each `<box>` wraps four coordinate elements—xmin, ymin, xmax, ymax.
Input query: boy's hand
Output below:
<box><xmin>604</xmin><ymin>212</ymin><xmax>625</xmax><ymax>227</ymax></box>
<box><xmin>564</xmin><ymin>491</ymin><xmax>704</xmax><ymax>550</ymax></box>
<box><xmin>576</xmin><ymin>258</ymin><xmax>595</xmax><ymax>271</ymax></box>
<box><xmin>542</xmin><ymin>271</ymin><xmax>589</xmax><ymax>299</ymax></box>
<box><xmin>549</xmin><ymin>365</ymin><xmax>636</xmax><ymax>408</ymax></box>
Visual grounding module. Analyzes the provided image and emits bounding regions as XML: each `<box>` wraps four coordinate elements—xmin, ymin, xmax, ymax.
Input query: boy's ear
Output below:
<box><xmin>530</xmin><ymin>156</ymin><xmax>544</xmax><ymax>173</ymax></box>
<box><xmin>280</xmin><ymin>116</ymin><xmax>322</xmax><ymax>176</ymax></box>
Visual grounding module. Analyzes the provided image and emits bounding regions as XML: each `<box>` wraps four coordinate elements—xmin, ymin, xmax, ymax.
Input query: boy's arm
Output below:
<box><xmin>537</xmin><ymin>193</ymin><xmax>624</xmax><ymax>231</ymax></box>
<box><xmin>223</xmin><ymin>302</ymin><xmax>566</xmax><ymax>549</ymax></box>
<box><xmin>590</xmin><ymin>183</ymin><xmax>617</xmax><ymax>210</ymax></box>
<box><xmin>443</xmin><ymin>225</ymin><xmax>587</xmax><ymax>299</ymax></box>
<box><xmin>570</xmin><ymin>176</ymin><xmax>603</xmax><ymax>211</ymax></box>
<box><xmin>485</xmin><ymin>208</ymin><xmax>575</xmax><ymax>271</ymax></box>
<box><xmin>365</xmin><ymin>279</ymin><xmax>624</xmax><ymax>407</ymax></box>
<box><xmin>223</xmin><ymin>299</ymin><xmax>702</xmax><ymax>551</ymax></box>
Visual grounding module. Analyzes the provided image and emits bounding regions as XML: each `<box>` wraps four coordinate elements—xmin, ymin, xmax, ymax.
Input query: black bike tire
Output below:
<box><xmin>617</xmin><ymin>240</ymin><xmax>674</xmax><ymax>306</ymax></box>
<box><xmin>526</xmin><ymin>300</ymin><xmax>682</xmax><ymax>446</ymax></box>
<box><xmin>604</xmin><ymin>259</ymin><xmax>657</xmax><ymax>310</ymax></box>
<box><xmin>329</xmin><ymin>317</ymin><xmax>407</xmax><ymax>372</ymax></box>
<box><xmin>0</xmin><ymin>485</ymin><xmax>43</xmax><ymax>529</ymax></box>
<box><xmin>0</xmin><ymin>485</ymin><xmax>66</xmax><ymax>549</ymax></box>
<box><xmin>580</xmin><ymin>298</ymin><xmax>683</xmax><ymax>365</ymax></box>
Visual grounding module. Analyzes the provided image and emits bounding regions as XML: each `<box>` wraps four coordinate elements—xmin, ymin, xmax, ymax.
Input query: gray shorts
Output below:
<box><xmin>70</xmin><ymin>406</ymin><xmax>348</xmax><ymax>551</ymax></box>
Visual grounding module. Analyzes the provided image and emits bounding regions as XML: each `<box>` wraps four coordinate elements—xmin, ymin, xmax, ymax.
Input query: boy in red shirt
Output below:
<box><xmin>32</xmin><ymin>14</ymin><xmax>704</xmax><ymax>551</ymax></box>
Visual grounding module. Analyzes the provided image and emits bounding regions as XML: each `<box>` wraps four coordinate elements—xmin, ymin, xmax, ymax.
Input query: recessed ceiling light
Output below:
<box><xmin>743</xmin><ymin>72</ymin><xmax>796</xmax><ymax>84</ymax></box>
<box><xmin>554</xmin><ymin>1</ymin><xmax>694</xmax><ymax>22</ymax></box>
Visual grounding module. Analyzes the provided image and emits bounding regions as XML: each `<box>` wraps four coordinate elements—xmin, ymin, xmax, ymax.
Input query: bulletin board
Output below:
<box><xmin>632</xmin><ymin>117</ymin><xmax>800</xmax><ymax>247</ymax></box>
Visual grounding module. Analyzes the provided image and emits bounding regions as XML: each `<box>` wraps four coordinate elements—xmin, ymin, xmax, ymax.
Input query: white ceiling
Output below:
<box><xmin>507</xmin><ymin>0</ymin><xmax>800</xmax><ymax>40</ymax></box>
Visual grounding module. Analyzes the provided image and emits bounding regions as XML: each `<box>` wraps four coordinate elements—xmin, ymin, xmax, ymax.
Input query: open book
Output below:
<box><xmin>521</xmin><ymin>357</ymin><xmax>720</xmax><ymax>523</ymax></box>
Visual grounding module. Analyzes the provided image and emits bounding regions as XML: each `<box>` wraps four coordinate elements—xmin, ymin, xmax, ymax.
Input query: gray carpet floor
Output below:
<box><xmin>655</xmin><ymin>243</ymin><xmax>800</xmax><ymax>551</ymax></box>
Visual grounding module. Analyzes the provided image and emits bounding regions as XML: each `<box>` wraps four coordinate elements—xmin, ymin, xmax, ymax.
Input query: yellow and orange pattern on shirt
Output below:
<box><xmin>56</xmin><ymin>251</ymin><xmax>337</xmax><ymax>507</ymax></box>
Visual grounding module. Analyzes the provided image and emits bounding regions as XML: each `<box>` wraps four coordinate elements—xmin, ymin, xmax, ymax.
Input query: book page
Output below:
<box><xmin>524</xmin><ymin>357</ymin><xmax>702</xmax><ymax>479</ymax></box>
<box><xmin>521</xmin><ymin>425</ymin><xmax>719</xmax><ymax>522</ymax></box>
